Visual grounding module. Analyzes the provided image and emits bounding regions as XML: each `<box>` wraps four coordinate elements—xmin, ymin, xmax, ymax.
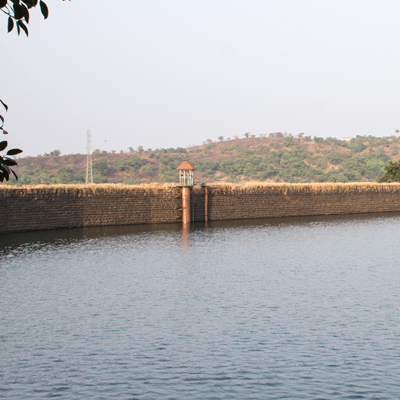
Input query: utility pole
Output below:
<box><xmin>86</xmin><ymin>128</ymin><xmax>93</xmax><ymax>184</ymax></box>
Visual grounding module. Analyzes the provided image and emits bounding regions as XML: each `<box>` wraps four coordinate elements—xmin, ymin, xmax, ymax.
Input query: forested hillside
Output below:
<box><xmin>10</xmin><ymin>134</ymin><xmax>400</xmax><ymax>185</ymax></box>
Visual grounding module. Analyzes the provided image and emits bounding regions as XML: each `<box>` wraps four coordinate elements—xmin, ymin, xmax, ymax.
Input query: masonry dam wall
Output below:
<box><xmin>1</xmin><ymin>183</ymin><xmax>400</xmax><ymax>234</ymax></box>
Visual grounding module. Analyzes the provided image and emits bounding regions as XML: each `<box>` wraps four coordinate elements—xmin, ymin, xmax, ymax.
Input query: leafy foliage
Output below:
<box><xmin>0</xmin><ymin>83</ymin><xmax>23</xmax><ymax>183</ymax></box>
<box><xmin>378</xmin><ymin>159</ymin><xmax>400</xmax><ymax>182</ymax></box>
<box><xmin>0</xmin><ymin>140</ymin><xmax>21</xmax><ymax>181</ymax></box>
<box><xmin>0</xmin><ymin>99</ymin><xmax>22</xmax><ymax>182</ymax></box>
<box><xmin>11</xmin><ymin>135</ymin><xmax>400</xmax><ymax>185</ymax></box>
<box><xmin>1</xmin><ymin>0</ymin><xmax>52</xmax><ymax>36</ymax></box>
<box><xmin>0</xmin><ymin>0</ymin><xmax>69</xmax><ymax>182</ymax></box>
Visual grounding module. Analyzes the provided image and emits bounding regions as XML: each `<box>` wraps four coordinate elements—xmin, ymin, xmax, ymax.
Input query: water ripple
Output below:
<box><xmin>1</xmin><ymin>213</ymin><xmax>400</xmax><ymax>398</ymax></box>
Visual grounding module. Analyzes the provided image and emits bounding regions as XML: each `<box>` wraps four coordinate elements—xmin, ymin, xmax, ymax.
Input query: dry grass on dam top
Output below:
<box><xmin>204</xmin><ymin>182</ymin><xmax>400</xmax><ymax>193</ymax></box>
<box><xmin>1</xmin><ymin>181</ymin><xmax>400</xmax><ymax>195</ymax></box>
<box><xmin>0</xmin><ymin>182</ymin><xmax>182</xmax><ymax>196</ymax></box>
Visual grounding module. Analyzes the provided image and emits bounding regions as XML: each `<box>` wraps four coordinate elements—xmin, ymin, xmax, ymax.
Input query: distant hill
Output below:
<box><xmin>9</xmin><ymin>134</ymin><xmax>400</xmax><ymax>185</ymax></box>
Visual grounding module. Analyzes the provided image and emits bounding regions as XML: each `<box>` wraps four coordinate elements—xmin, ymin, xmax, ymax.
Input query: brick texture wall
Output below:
<box><xmin>192</xmin><ymin>186</ymin><xmax>206</xmax><ymax>222</ymax></box>
<box><xmin>1</xmin><ymin>183</ymin><xmax>400</xmax><ymax>234</ymax></box>
<box><xmin>205</xmin><ymin>184</ymin><xmax>400</xmax><ymax>221</ymax></box>
<box><xmin>0</xmin><ymin>185</ymin><xmax>182</xmax><ymax>234</ymax></box>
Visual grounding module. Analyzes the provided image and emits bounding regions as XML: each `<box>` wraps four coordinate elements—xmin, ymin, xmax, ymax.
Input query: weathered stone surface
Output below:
<box><xmin>0</xmin><ymin>185</ymin><xmax>182</xmax><ymax>234</ymax></box>
<box><xmin>1</xmin><ymin>183</ymin><xmax>400</xmax><ymax>234</ymax></box>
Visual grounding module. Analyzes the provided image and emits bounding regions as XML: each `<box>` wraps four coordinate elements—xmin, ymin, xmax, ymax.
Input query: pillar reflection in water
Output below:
<box><xmin>180</xmin><ymin>224</ymin><xmax>191</xmax><ymax>250</ymax></box>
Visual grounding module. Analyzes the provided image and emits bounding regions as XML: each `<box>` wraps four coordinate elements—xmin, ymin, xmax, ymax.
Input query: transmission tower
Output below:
<box><xmin>86</xmin><ymin>128</ymin><xmax>93</xmax><ymax>184</ymax></box>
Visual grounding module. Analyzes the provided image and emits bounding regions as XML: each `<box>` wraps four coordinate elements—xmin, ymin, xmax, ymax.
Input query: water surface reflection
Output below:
<box><xmin>2</xmin><ymin>211</ymin><xmax>399</xmax><ymax>252</ymax></box>
<box><xmin>1</xmin><ymin>213</ymin><xmax>400</xmax><ymax>399</ymax></box>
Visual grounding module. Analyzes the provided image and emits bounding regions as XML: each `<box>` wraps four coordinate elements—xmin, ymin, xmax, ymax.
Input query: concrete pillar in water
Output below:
<box><xmin>182</xmin><ymin>187</ymin><xmax>191</xmax><ymax>224</ymax></box>
<box><xmin>177</xmin><ymin>161</ymin><xmax>196</xmax><ymax>225</ymax></box>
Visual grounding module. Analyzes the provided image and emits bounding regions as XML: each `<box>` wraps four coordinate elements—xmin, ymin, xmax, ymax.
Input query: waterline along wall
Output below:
<box><xmin>2</xmin><ymin>183</ymin><xmax>400</xmax><ymax>234</ymax></box>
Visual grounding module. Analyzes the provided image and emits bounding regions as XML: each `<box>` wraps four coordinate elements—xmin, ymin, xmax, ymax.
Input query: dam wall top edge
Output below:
<box><xmin>1</xmin><ymin>182</ymin><xmax>400</xmax><ymax>196</ymax></box>
<box><xmin>0</xmin><ymin>183</ymin><xmax>182</xmax><ymax>197</ymax></box>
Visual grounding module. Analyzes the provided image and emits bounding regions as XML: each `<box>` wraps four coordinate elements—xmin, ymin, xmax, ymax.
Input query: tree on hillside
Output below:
<box><xmin>284</xmin><ymin>136</ymin><xmax>293</xmax><ymax>147</ymax></box>
<box><xmin>0</xmin><ymin>0</ymin><xmax>67</xmax><ymax>182</ymax></box>
<box><xmin>395</xmin><ymin>129</ymin><xmax>399</xmax><ymax>137</ymax></box>
<box><xmin>378</xmin><ymin>159</ymin><xmax>400</xmax><ymax>182</ymax></box>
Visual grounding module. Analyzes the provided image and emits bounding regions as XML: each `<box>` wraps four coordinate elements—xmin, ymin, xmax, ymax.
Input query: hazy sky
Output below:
<box><xmin>2</xmin><ymin>1</ymin><xmax>400</xmax><ymax>156</ymax></box>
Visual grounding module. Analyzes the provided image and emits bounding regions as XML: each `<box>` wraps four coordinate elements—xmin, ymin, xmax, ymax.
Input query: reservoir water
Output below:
<box><xmin>1</xmin><ymin>213</ymin><xmax>400</xmax><ymax>399</ymax></box>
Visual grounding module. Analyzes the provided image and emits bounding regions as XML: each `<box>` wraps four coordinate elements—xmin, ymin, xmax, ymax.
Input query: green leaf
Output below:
<box><xmin>0</xmin><ymin>115</ymin><xmax>3</xmax><ymax>128</ymax></box>
<box><xmin>7</xmin><ymin>16</ymin><xmax>14</xmax><ymax>33</ymax></box>
<box><xmin>2</xmin><ymin>130</ymin><xmax>8</xmax><ymax>135</ymax></box>
<box><xmin>7</xmin><ymin>148</ymin><xmax>23</xmax><ymax>155</ymax></box>
<box><xmin>0</xmin><ymin>171</ymin><xmax>4</xmax><ymax>182</ymax></box>
<box><xmin>39</xmin><ymin>1</ymin><xmax>48</xmax><ymax>19</ymax></box>
<box><xmin>13</xmin><ymin>3</ymin><xmax>25</xmax><ymax>20</ymax></box>
<box><xmin>0</xmin><ymin>99</ymin><xmax>8</xmax><ymax>112</ymax></box>
<box><xmin>0</xmin><ymin>165</ymin><xmax>10</xmax><ymax>181</ymax></box>
<box><xmin>20</xmin><ymin>3</ymin><xmax>30</xmax><ymax>23</ymax></box>
<box><xmin>11</xmin><ymin>169</ymin><xmax>18</xmax><ymax>181</ymax></box>
<box><xmin>0</xmin><ymin>0</ymin><xmax>7</xmax><ymax>8</ymax></box>
<box><xmin>3</xmin><ymin>158</ymin><xmax>17</xmax><ymax>166</ymax></box>
<box><xmin>21</xmin><ymin>0</ymin><xmax>36</xmax><ymax>8</ymax></box>
<box><xmin>0</xmin><ymin>141</ymin><xmax>7</xmax><ymax>151</ymax></box>
<box><xmin>17</xmin><ymin>20</ymin><xmax>28</xmax><ymax>36</ymax></box>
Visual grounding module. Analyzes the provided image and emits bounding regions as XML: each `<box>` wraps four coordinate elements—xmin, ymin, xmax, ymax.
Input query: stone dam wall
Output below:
<box><xmin>1</xmin><ymin>183</ymin><xmax>400</xmax><ymax>234</ymax></box>
<box><xmin>0</xmin><ymin>185</ymin><xmax>182</xmax><ymax>234</ymax></box>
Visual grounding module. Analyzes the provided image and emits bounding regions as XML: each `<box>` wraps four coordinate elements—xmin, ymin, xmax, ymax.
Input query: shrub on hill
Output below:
<box><xmin>378</xmin><ymin>159</ymin><xmax>400</xmax><ymax>182</ymax></box>
<box><xmin>8</xmin><ymin>135</ymin><xmax>399</xmax><ymax>185</ymax></box>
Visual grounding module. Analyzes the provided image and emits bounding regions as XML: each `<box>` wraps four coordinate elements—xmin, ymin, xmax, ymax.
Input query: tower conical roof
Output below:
<box><xmin>176</xmin><ymin>161</ymin><xmax>195</xmax><ymax>170</ymax></box>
